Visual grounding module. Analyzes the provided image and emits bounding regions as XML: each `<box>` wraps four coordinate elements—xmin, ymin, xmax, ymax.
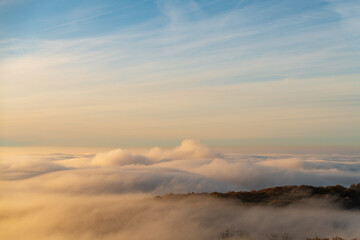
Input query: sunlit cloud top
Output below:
<box><xmin>1</xmin><ymin>0</ymin><xmax>359</xmax><ymax>147</ymax></box>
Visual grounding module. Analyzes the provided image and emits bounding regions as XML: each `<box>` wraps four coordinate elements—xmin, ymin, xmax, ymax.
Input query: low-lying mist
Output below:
<box><xmin>1</xmin><ymin>140</ymin><xmax>360</xmax><ymax>239</ymax></box>
<box><xmin>1</xmin><ymin>193</ymin><xmax>360</xmax><ymax>240</ymax></box>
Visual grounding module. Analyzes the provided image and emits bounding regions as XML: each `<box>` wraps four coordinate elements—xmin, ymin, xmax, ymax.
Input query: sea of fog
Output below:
<box><xmin>1</xmin><ymin>140</ymin><xmax>360</xmax><ymax>239</ymax></box>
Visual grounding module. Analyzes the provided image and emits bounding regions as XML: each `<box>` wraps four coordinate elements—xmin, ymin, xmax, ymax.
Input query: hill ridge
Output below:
<box><xmin>157</xmin><ymin>183</ymin><xmax>360</xmax><ymax>209</ymax></box>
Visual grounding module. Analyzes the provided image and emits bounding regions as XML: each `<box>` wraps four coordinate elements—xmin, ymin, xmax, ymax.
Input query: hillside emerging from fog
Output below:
<box><xmin>159</xmin><ymin>184</ymin><xmax>360</xmax><ymax>209</ymax></box>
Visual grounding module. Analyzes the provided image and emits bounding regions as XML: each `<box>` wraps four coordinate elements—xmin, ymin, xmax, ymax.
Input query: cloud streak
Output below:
<box><xmin>1</xmin><ymin>0</ymin><xmax>359</xmax><ymax>146</ymax></box>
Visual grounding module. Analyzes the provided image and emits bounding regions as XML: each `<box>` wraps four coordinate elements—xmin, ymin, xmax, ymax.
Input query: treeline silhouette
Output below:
<box><xmin>216</xmin><ymin>228</ymin><xmax>358</xmax><ymax>240</ymax></box>
<box><xmin>158</xmin><ymin>183</ymin><xmax>360</xmax><ymax>209</ymax></box>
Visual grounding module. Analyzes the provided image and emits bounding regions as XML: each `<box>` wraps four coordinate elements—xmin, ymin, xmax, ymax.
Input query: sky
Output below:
<box><xmin>1</xmin><ymin>0</ymin><xmax>360</xmax><ymax>147</ymax></box>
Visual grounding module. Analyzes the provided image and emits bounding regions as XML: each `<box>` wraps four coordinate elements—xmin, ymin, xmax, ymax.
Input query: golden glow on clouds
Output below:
<box><xmin>1</xmin><ymin>140</ymin><xmax>360</xmax><ymax>239</ymax></box>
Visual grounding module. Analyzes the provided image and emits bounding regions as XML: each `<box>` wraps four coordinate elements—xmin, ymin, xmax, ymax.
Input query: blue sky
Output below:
<box><xmin>0</xmin><ymin>0</ymin><xmax>360</xmax><ymax>147</ymax></box>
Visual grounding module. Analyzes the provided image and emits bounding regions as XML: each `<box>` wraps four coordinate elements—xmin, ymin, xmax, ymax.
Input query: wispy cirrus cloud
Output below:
<box><xmin>1</xmin><ymin>0</ymin><xmax>360</xmax><ymax>146</ymax></box>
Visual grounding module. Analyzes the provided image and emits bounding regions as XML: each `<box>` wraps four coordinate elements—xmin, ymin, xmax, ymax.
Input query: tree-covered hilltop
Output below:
<box><xmin>157</xmin><ymin>183</ymin><xmax>360</xmax><ymax>209</ymax></box>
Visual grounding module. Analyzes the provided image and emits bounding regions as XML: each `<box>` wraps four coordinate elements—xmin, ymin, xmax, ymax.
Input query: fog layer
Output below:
<box><xmin>1</xmin><ymin>140</ymin><xmax>360</xmax><ymax>239</ymax></box>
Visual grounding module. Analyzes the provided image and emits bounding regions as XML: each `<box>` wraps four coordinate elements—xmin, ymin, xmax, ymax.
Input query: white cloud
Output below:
<box><xmin>91</xmin><ymin>139</ymin><xmax>216</xmax><ymax>167</ymax></box>
<box><xmin>92</xmin><ymin>149</ymin><xmax>151</xmax><ymax>166</ymax></box>
<box><xmin>2</xmin><ymin>140</ymin><xmax>360</xmax><ymax>192</ymax></box>
<box><xmin>1</xmin><ymin>140</ymin><xmax>360</xmax><ymax>239</ymax></box>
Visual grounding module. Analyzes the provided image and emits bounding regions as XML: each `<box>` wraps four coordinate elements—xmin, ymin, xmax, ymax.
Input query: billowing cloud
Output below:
<box><xmin>92</xmin><ymin>149</ymin><xmax>151</xmax><ymax>166</ymax></box>
<box><xmin>91</xmin><ymin>139</ymin><xmax>216</xmax><ymax>167</ymax></box>
<box><xmin>20</xmin><ymin>167</ymin><xmax>232</xmax><ymax>195</ymax></box>
<box><xmin>1</xmin><ymin>140</ymin><xmax>360</xmax><ymax>239</ymax></box>
<box><xmin>2</xmin><ymin>140</ymin><xmax>360</xmax><ymax>192</ymax></box>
